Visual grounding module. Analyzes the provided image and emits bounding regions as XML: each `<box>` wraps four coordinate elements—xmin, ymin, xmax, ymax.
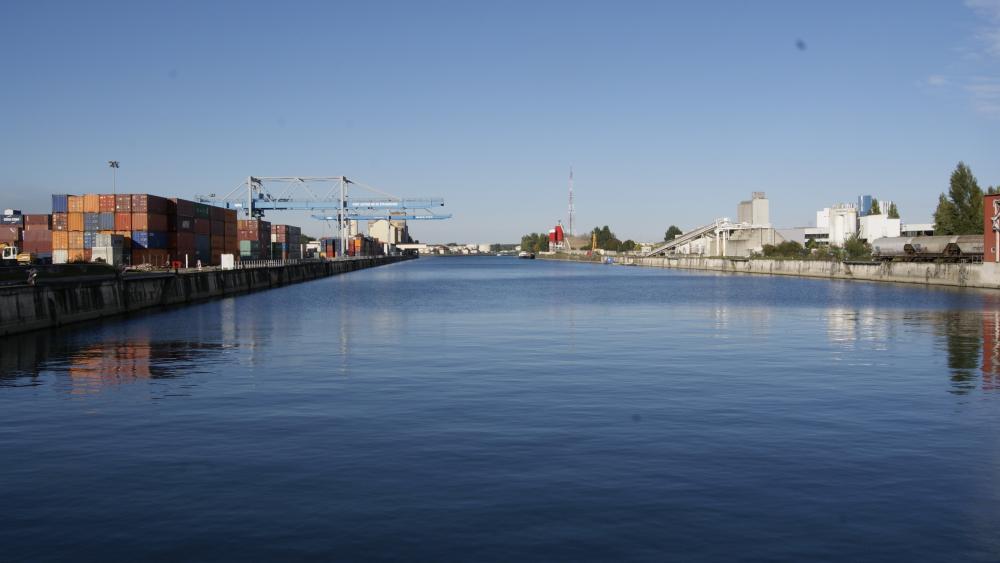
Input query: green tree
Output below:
<box><xmin>664</xmin><ymin>225</ymin><xmax>682</xmax><ymax>242</ymax></box>
<box><xmin>870</xmin><ymin>198</ymin><xmax>881</xmax><ymax>215</ymax></box>
<box><xmin>519</xmin><ymin>233</ymin><xmax>549</xmax><ymax>253</ymax></box>
<box><xmin>934</xmin><ymin>162</ymin><xmax>984</xmax><ymax>235</ymax></box>
<box><xmin>842</xmin><ymin>232</ymin><xmax>872</xmax><ymax>261</ymax></box>
<box><xmin>590</xmin><ymin>226</ymin><xmax>621</xmax><ymax>251</ymax></box>
<box><xmin>620</xmin><ymin>239</ymin><xmax>638</xmax><ymax>252</ymax></box>
<box><xmin>887</xmin><ymin>202</ymin><xmax>899</xmax><ymax>219</ymax></box>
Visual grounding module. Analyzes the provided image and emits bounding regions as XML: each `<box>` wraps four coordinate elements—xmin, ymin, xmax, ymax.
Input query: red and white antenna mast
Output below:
<box><xmin>568</xmin><ymin>166</ymin><xmax>575</xmax><ymax>237</ymax></box>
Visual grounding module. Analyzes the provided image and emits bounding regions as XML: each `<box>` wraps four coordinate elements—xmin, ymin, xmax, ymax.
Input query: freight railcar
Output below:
<box><xmin>871</xmin><ymin>235</ymin><xmax>983</xmax><ymax>262</ymax></box>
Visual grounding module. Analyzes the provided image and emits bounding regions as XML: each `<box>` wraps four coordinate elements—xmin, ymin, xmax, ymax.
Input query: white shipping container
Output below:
<box><xmin>53</xmin><ymin>249</ymin><xmax>68</xmax><ymax>264</ymax></box>
<box><xmin>91</xmin><ymin>246</ymin><xmax>124</xmax><ymax>266</ymax></box>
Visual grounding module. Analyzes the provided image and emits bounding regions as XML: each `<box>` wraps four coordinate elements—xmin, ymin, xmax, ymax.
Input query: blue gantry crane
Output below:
<box><xmin>195</xmin><ymin>176</ymin><xmax>450</xmax><ymax>247</ymax></box>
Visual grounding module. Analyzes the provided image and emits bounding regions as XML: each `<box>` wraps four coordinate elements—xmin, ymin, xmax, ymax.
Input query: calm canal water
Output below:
<box><xmin>3</xmin><ymin>257</ymin><xmax>1000</xmax><ymax>561</ymax></box>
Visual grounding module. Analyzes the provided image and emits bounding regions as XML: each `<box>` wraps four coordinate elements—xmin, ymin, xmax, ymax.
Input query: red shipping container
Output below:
<box><xmin>171</xmin><ymin>198</ymin><xmax>195</xmax><ymax>217</ymax></box>
<box><xmin>132</xmin><ymin>249</ymin><xmax>171</xmax><ymax>266</ymax></box>
<box><xmin>115</xmin><ymin>194</ymin><xmax>132</xmax><ymax>213</ymax></box>
<box><xmin>131</xmin><ymin>194</ymin><xmax>171</xmax><ymax>214</ymax></box>
<box><xmin>225</xmin><ymin>222</ymin><xmax>237</xmax><ymax>237</ymax></box>
<box><xmin>211</xmin><ymin>220</ymin><xmax>224</xmax><ymax>235</ymax></box>
<box><xmin>210</xmin><ymin>206</ymin><xmax>226</xmax><ymax>222</ymax></box>
<box><xmin>23</xmin><ymin>229</ymin><xmax>52</xmax><ymax>243</ymax></box>
<box><xmin>99</xmin><ymin>194</ymin><xmax>116</xmax><ymax>212</ymax></box>
<box><xmin>52</xmin><ymin>213</ymin><xmax>68</xmax><ymax>231</ymax></box>
<box><xmin>83</xmin><ymin>249</ymin><xmax>93</xmax><ymax>262</ymax></box>
<box><xmin>211</xmin><ymin>234</ymin><xmax>225</xmax><ymax>250</ymax></box>
<box><xmin>194</xmin><ymin>218</ymin><xmax>211</xmax><ymax>235</ymax></box>
<box><xmin>114</xmin><ymin>213</ymin><xmax>132</xmax><ymax>231</ymax></box>
<box><xmin>0</xmin><ymin>226</ymin><xmax>20</xmax><ymax>243</ymax></box>
<box><xmin>23</xmin><ymin>214</ymin><xmax>52</xmax><ymax>229</ymax></box>
<box><xmin>224</xmin><ymin>209</ymin><xmax>237</xmax><ymax>223</ymax></box>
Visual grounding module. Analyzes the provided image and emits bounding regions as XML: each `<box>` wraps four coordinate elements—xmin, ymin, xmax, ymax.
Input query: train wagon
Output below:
<box><xmin>871</xmin><ymin>235</ymin><xmax>983</xmax><ymax>262</ymax></box>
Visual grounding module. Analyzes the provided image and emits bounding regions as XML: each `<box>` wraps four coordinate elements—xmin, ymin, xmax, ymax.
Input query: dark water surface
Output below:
<box><xmin>3</xmin><ymin>257</ymin><xmax>1000</xmax><ymax>561</ymax></box>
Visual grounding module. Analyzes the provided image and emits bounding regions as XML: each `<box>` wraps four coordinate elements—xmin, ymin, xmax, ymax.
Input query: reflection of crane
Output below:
<box><xmin>196</xmin><ymin>176</ymin><xmax>450</xmax><ymax>248</ymax></box>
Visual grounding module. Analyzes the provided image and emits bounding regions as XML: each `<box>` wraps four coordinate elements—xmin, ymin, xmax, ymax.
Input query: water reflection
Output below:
<box><xmin>0</xmin><ymin>324</ymin><xmax>231</xmax><ymax>395</ymax></box>
<box><xmin>825</xmin><ymin>298</ymin><xmax>1000</xmax><ymax>395</ymax></box>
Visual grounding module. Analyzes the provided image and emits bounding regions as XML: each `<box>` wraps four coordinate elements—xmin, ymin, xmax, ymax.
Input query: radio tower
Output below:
<box><xmin>568</xmin><ymin>166</ymin><xmax>575</xmax><ymax>237</ymax></box>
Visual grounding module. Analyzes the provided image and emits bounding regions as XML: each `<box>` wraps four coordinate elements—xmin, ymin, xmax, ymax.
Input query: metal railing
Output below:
<box><xmin>234</xmin><ymin>259</ymin><xmax>302</xmax><ymax>270</ymax></box>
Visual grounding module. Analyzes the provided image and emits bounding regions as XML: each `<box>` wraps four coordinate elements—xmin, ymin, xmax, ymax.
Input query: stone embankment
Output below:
<box><xmin>542</xmin><ymin>253</ymin><xmax>1000</xmax><ymax>290</ymax></box>
<box><xmin>0</xmin><ymin>256</ymin><xmax>412</xmax><ymax>336</ymax></box>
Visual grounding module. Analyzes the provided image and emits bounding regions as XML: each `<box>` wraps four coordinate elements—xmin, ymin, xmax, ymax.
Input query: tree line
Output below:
<box><xmin>934</xmin><ymin>162</ymin><xmax>999</xmax><ymax>235</ymax></box>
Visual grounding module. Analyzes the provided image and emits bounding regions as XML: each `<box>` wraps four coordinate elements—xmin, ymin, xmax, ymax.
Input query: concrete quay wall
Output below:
<box><xmin>0</xmin><ymin>256</ymin><xmax>411</xmax><ymax>337</ymax></box>
<box><xmin>622</xmin><ymin>255</ymin><xmax>1000</xmax><ymax>289</ymax></box>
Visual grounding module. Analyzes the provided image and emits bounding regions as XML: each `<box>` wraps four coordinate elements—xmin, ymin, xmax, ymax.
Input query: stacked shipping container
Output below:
<box><xmin>270</xmin><ymin>224</ymin><xmax>302</xmax><ymax>260</ymax></box>
<box><xmin>238</xmin><ymin>219</ymin><xmax>271</xmax><ymax>260</ymax></box>
<box><xmin>50</xmin><ymin>193</ymin><xmax>237</xmax><ymax>266</ymax></box>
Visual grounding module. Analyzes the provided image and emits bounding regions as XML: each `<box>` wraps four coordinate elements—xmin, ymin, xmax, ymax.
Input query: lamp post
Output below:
<box><xmin>108</xmin><ymin>160</ymin><xmax>119</xmax><ymax>194</ymax></box>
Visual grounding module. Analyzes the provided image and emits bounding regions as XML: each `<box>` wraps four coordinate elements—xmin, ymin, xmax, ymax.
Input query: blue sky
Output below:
<box><xmin>2</xmin><ymin>0</ymin><xmax>999</xmax><ymax>243</ymax></box>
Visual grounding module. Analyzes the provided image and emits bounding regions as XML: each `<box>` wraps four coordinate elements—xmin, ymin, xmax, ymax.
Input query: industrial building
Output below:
<box><xmin>645</xmin><ymin>192</ymin><xmax>785</xmax><ymax>258</ymax></box>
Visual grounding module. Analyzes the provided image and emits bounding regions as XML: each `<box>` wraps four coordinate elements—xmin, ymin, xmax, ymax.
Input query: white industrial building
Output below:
<box><xmin>859</xmin><ymin>214</ymin><xmax>901</xmax><ymax>241</ymax></box>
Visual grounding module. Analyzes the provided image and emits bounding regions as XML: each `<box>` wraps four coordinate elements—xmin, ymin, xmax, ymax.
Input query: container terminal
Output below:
<box><xmin>0</xmin><ymin>175</ymin><xmax>450</xmax><ymax>335</ymax></box>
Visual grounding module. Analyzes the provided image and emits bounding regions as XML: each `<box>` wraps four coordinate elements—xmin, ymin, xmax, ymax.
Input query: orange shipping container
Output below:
<box><xmin>52</xmin><ymin>231</ymin><xmax>69</xmax><ymax>249</ymax></box>
<box><xmin>68</xmin><ymin>195</ymin><xmax>84</xmax><ymax>213</ymax></box>
<box><xmin>115</xmin><ymin>213</ymin><xmax>132</xmax><ymax>231</ymax></box>
<box><xmin>68</xmin><ymin>212</ymin><xmax>84</xmax><ymax>232</ymax></box>
<box><xmin>99</xmin><ymin>194</ymin><xmax>116</xmax><ymax>212</ymax></box>
<box><xmin>68</xmin><ymin>250</ymin><xmax>85</xmax><ymax>262</ymax></box>
<box><xmin>83</xmin><ymin>194</ymin><xmax>100</xmax><ymax>213</ymax></box>
<box><xmin>68</xmin><ymin>232</ymin><xmax>84</xmax><ymax>249</ymax></box>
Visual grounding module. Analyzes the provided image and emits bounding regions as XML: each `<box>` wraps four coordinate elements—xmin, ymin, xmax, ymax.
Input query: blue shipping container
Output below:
<box><xmin>83</xmin><ymin>232</ymin><xmax>96</xmax><ymax>249</ymax></box>
<box><xmin>132</xmin><ymin>231</ymin><xmax>169</xmax><ymax>250</ymax></box>
<box><xmin>149</xmin><ymin>231</ymin><xmax>168</xmax><ymax>249</ymax></box>
<box><xmin>84</xmin><ymin>213</ymin><xmax>101</xmax><ymax>230</ymax></box>
<box><xmin>196</xmin><ymin>234</ymin><xmax>211</xmax><ymax>263</ymax></box>
<box><xmin>51</xmin><ymin>195</ymin><xmax>69</xmax><ymax>214</ymax></box>
<box><xmin>99</xmin><ymin>212</ymin><xmax>115</xmax><ymax>230</ymax></box>
<box><xmin>132</xmin><ymin>231</ymin><xmax>148</xmax><ymax>249</ymax></box>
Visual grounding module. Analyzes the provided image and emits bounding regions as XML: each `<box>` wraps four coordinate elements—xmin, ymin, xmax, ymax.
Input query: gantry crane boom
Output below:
<box><xmin>195</xmin><ymin>176</ymin><xmax>450</xmax><ymax>249</ymax></box>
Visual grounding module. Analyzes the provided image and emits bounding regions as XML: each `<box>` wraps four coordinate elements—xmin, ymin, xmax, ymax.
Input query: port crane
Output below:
<box><xmin>195</xmin><ymin>176</ymin><xmax>450</xmax><ymax>247</ymax></box>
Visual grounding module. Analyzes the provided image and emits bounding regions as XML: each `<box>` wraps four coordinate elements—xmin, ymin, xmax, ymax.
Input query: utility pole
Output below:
<box><xmin>108</xmin><ymin>161</ymin><xmax>119</xmax><ymax>194</ymax></box>
<box><xmin>568</xmin><ymin>166</ymin><xmax>575</xmax><ymax>237</ymax></box>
